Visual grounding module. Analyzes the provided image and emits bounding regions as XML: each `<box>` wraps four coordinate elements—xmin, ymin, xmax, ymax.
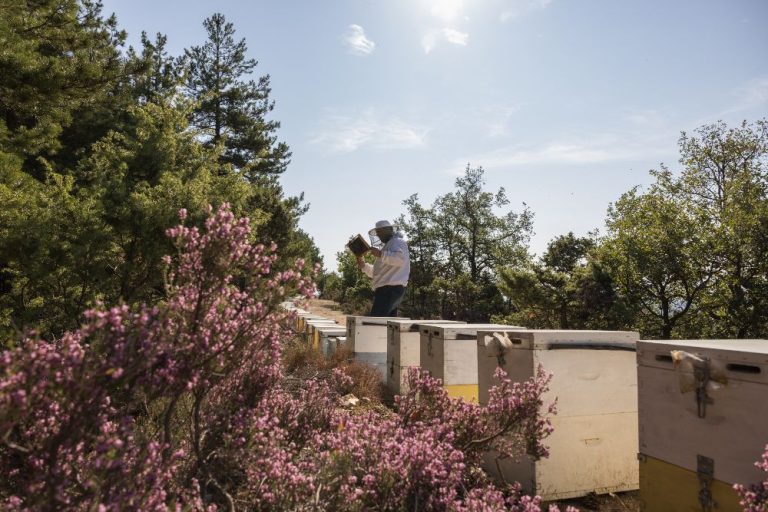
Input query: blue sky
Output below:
<box><xmin>101</xmin><ymin>0</ymin><xmax>768</xmax><ymax>270</ymax></box>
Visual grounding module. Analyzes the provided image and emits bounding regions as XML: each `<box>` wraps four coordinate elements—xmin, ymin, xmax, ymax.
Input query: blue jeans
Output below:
<box><xmin>370</xmin><ymin>285</ymin><xmax>406</xmax><ymax>317</ymax></box>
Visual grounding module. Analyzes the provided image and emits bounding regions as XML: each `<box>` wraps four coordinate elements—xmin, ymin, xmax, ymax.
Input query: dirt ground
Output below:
<box><xmin>302</xmin><ymin>300</ymin><xmax>641</xmax><ymax>512</ymax></box>
<box><xmin>305</xmin><ymin>298</ymin><xmax>348</xmax><ymax>324</ymax></box>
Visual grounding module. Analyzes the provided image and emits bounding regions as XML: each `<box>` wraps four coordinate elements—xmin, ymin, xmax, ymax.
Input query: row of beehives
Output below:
<box><xmin>284</xmin><ymin>307</ymin><xmax>768</xmax><ymax>511</ymax></box>
<box><xmin>280</xmin><ymin>302</ymin><xmax>348</xmax><ymax>354</ymax></box>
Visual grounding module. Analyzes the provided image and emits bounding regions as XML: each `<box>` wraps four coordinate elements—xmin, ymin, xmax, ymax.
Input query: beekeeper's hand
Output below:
<box><xmin>369</xmin><ymin>248</ymin><xmax>382</xmax><ymax>258</ymax></box>
<box><xmin>355</xmin><ymin>254</ymin><xmax>365</xmax><ymax>267</ymax></box>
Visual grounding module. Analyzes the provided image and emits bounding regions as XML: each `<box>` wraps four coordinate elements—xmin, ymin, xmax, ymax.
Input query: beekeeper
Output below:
<box><xmin>355</xmin><ymin>220</ymin><xmax>410</xmax><ymax>317</ymax></box>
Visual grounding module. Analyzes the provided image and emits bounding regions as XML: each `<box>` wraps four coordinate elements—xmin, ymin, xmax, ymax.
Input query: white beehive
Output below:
<box><xmin>476</xmin><ymin>329</ymin><xmax>639</xmax><ymax>501</ymax></box>
<box><xmin>313</xmin><ymin>324</ymin><xmax>347</xmax><ymax>355</ymax></box>
<box><xmin>347</xmin><ymin>316</ymin><xmax>409</xmax><ymax>381</ymax></box>
<box><xmin>386</xmin><ymin>320</ymin><xmax>466</xmax><ymax>395</ymax></box>
<box><xmin>637</xmin><ymin>339</ymin><xmax>768</xmax><ymax>512</ymax></box>
<box><xmin>304</xmin><ymin>318</ymin><xmax>339</xmax><ymax>345</ymax></box>
<box><xmin>419</xmin><ymin>323</ymin><xmax>517</xmax><ymax>402</ymax></box>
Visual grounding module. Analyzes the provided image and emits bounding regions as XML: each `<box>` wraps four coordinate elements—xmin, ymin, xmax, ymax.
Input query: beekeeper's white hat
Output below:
<box><xmin>369</xmin><ymin>220</ymin><xmax>395</xmax><ymax>236</ymax></box>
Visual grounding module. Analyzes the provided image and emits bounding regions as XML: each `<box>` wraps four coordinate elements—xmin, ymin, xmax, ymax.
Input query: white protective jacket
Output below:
<box><xmin>361</xmin><ymin>234</ymin><xmax>410</xmax><ymax>290</ymax></box>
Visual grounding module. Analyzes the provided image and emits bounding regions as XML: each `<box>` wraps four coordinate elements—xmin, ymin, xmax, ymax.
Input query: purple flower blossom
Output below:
<box><xmin>734</xmin><ymin>445</ymin><xmax>768</xmax><ymax>512</ymax></box>
<box><xmin>0</xmin><ymin>204</ymin><xmax>572</xmax><ymax>511</ymax></box>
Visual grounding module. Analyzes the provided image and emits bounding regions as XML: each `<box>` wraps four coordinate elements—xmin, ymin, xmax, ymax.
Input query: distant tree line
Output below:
<box><xmin>324</xmin><ymin>120</ymin><xmax>768</xmax><ymax>340</ymax></box>
<box><xmin>0</xmin><ymin>1</ymin><xmax>320</xmax><ymax>340</ymax></box>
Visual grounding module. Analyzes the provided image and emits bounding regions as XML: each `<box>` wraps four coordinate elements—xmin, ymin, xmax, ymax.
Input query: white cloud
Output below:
<box><xmin>311</xmin><ymin>110</ymin><xmax>429</xmax><ymax>153</ymax></box>
<box><xmin>442</xmin><ymin>28</ymin><xmax>469</xmax><ymax>45</ymax></box>
<box><xmin>422</xmin><ymin>27</ymin><xmax>469</xmax><ymax>54</ymax></box>
<box><xmin>470</xmin><ymin>143</ymin><xmax>637</xmax><ymax>167</ymax></box>
<box><xmin>450</xmin><ymin>131</ymin><xmax>673</xmax><ymax>171</ymax></box>
<box><xmin>500</xmin><ymin>0</ymin><xmax>552</xmax><ymax>22</ymax></box>
<box><xmin>343</xmin><ymin>24</ymin><xmax>375</xmax><ymax>56</ymax></box>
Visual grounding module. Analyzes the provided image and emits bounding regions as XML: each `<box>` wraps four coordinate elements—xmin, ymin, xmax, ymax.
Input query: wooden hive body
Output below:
<box><xmin>305</xmin><ymin>319</ymin><xmax>339</xmax><ymax>347</ymax></box>
<box><xmin>637</xmin><ymin>339</ymin><xmax>768</xmax><ymax>511</ymax></box>
<box><xmin>296</xmin><ymin>313</ymin><xmax>324</xmax><ymax>333</ymax></box>
<box><xmin>477</xmin><ymin>329</ymin><xmax>639</xmax><ymax>501</ymax></box>
<box><xmin>314</xmin><ymin>324</ymin><xmax>347</xmax><ymax>355</ymax></box>
<box><xmin>386</xmin><ymin>320</ymin><xmax>466</xmax><ymax>395</ymax></box>
<box><xmin>346</xmin><ymin>316</ymin><xmax>409</xmax><ymax>381</ymax></box>
<box><xmin>419</xmin><ymin>324</ymin><xmax>517</xmax><ymax>402</ymax></box>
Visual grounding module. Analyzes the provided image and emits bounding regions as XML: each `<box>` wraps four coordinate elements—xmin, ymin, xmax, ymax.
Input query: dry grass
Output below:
<box><xmin>282</xmin><ymin>339</ymin><xmax>384</xmax><ymax>403</ymax></box>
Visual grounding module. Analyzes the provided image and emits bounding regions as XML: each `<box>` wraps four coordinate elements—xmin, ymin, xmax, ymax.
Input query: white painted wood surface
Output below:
<box><xmin>477</xmin><ymin>329</ymin><xmax>640</xmax><ymax>501</ymax></box>
<box><xmin>638</xmin><ymin>339</ymin><xmax>768</xmax><ymax>486</ymax></box>
<box><xmin>346</xmin><ymin>316</ymin><xmax>410</xmax><ymax>381</ymax></box>
<box><xmin>420</xmin><ymin>324</ymin><xmax>513</xmax><ymax>386</ymax></box>
<box><xmin>386</xmin><ymin>320</ymin><xmax>466</xmax><ymax>394</ymax></box>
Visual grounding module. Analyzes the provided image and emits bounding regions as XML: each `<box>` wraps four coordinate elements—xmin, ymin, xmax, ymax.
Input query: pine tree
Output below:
<box><xmin>185</xmin><ymin>13</ymin><xmax>290</xmax><ymax>178</ymax></box>
<box><xmin>127</xmin><ymin>32</ymin><xmax>186</xmax><ymax>104</ymax></box>
<box><xmin>0</xmin><ymin>0</ymin><xmax>125</xmax><ymax>179</ymax></box>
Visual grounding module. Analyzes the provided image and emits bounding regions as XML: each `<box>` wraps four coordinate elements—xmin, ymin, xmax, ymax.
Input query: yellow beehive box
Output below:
<box><xmin>638</xmin><ymin>454</ymin><xmax>743</xmax><ymax>512</ymax></box>
<box><xmin>419</xmin><ymin>323</ymin><xmax>518</xmax><ymax>402</ymax></box>
<box><xmin>477</xmin><ymin>329</ymin><xmax>639</xmax><ymax>501</ymax></box>
<box><xmin>637</xmin><ymin>339</ymin><xmax>768</xmax><ymax>511</ymax></box>
<box><xmin>347</xmin><ymin>316</ymin><xmax>409</xmax><ymax>381</ymax></box>
<box><xmin>386</xmin><ymin>320</ymin><xmax>466</xmax><ymax>395</ymax></box>
<box><xmin>287</xmin><ymin>308</ymin><xmax>308</xmax><ymax>331</ymax></box>
<box><xmin>305</xmin><ymin>319</ymin><xmax>338</xmax><ymax>346</ymax></box>
<box><xmin>296</xmin><ymin>313</ymin><xmax>323</xmax><ymax>333</ymax></box>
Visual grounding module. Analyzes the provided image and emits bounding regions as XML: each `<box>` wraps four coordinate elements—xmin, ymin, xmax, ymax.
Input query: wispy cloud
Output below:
<box><xmin>343</xmin><ymin>24</ymin><xmax>375</xmax><ymax>56</ymax></box>
<box><xmin>721</xmin><ymin>76</ymin><xmax>768</xmax><ymax>115</ymax></box>
<box><xmin>500</xmin><ymin>0</ymin><xmax>553</xmax><ymax>22</ymax></box>
<box><xmin>442</xmin><ymin>28</ymin><xmax>469</xmax><ymax>45</ymax></box>
<box><xmin>449</xmin><ymin>131</ymin><xmax>674</xmax><ymax>172</ymax></box>
<box><xmin>311</xmin><ymin>109</ymin><xmax>429</xmax><ymax>153</ymax></box>
<box><xmin>421</xmin><ymin>27</ymin><xmax>469</xmax><ymax>54</ymax></box>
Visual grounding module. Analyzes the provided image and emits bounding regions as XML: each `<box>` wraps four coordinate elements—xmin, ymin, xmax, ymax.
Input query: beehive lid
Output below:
<box><xmin>478</xmin><ymin>330</ymin><xmax>638</xmax><ymax>350</ymax></box>
<box><xmin>348</xmin><ymin>316</ymin><xmax>410</xmax><ymax>326</ymax></box>
<box><xmin>421</xmin><ymin>323</ymin><xmax>522</xmax><ymax>340</ymax></box>
<box><xmin>639</xmin><ymin>339</ymin><xmax>768</xmax><ymax>354</ymax></box>
<box><xmin>315</xmin><ymin>325</ymin><xmax>347</xmax><ymax>334</ymax></box>
<box><xmin>298</xmin><ymin>313</ymin><xmax>325</xmax><ymax>320</ymax></box>
<box><xmin>638</xmin><ymin>339</ymin><xmax>768</xmax><ymax>382</ymax></box>
<box><xmin>387</xmin><ymin>319</ymin><xmax>467</xmax><ymax>332</ymax></box>
<box><xmin>305</xmin><ymin>319</ymin><xmax>339</xmax><ymax>325</ymax></box>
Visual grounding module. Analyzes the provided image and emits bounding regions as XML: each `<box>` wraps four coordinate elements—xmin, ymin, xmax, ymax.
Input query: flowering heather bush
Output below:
<box><xmin>1</xmin><ymin>205</ymin><xmax>570</xmax><ymax>511</ymax></box>
<box><xmin>735</xmin><ymin>445</ymin><xmax>768</xmax><ymax>512</ymax></box>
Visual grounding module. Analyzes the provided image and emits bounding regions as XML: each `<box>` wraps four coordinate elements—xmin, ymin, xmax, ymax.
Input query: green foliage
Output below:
<box><xmin>600</xmin><ymin>119</ymin><xmax>767</xmax><ymax>339</ymax></box>
<box><xmin>667</xmin><ymin>120</ymin><xmax>768</xmax><ymax>338</ymax></box>
<box><xmin>397</xmin><ymin>165</ymin><xmax>533</xmax><ymax>322</ymax></box>
<box><xmin>126</xmin><ymin>32</ymin><xmax>187</xmax><ymax>104</ymax></box>
<box><xmin>497</xmin><ymin>233</ymin><xmax>627</xmax><ymax>329</ymax></box>
<box><xmin>1</xmin><ymin>100</ymin><xmax>247</xmax><ymax>338</ymax></box>
<box><xmin>0</xmin><ymin>0</ymin><xmax>126</xmax><ymax>178</ymax></box>
<box><xmin>321</xmin><ymin>251</ymin><xmax>374</xmax><ymax>314</ymax></box>
<box><xmin>601</xmin><ymin>187</ymin><xmax>715</xmax><ymax>339</ymax></box>
<box><xmin>0</xmin><ymin>3</ymin><xmax>320</xmax><ymax>341</ymax></box>
<box><xmin>185</xmin><ymin>13</ymin><xmax>291</xmax><ymax>177</ymax></box>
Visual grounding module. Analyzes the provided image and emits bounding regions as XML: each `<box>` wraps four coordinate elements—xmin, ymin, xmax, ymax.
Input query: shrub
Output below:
<box><xmin>1</xmin><ymin>205</ymin><xmax>569</xmax><ymax>511</ymax></box>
